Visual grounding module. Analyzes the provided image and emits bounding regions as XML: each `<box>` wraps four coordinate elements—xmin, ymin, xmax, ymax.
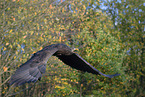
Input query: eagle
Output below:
<box><xmin>9</xmin><ymin>44</ymin><xmax>120</xmax><ymax>86</ymax></box>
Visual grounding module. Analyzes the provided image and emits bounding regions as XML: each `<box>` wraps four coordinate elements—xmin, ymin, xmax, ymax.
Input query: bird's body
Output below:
<box><xmin>9</xmin><ymin>44</ymin><xmax>120</xmax><ymax>86</ymax></box>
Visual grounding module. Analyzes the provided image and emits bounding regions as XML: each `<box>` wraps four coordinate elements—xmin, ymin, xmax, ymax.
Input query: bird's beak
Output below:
<box><xmin>72</xmin><ymin>48</ymin><xmax>79</xmax><ymax>52</ymax></box>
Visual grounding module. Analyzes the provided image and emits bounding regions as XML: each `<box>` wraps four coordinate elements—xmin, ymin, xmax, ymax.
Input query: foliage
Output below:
<box><xmin>0</xmin><ymin>0</ymin><xmax>144</xmax><ymax>96</ymax></box>
<box><xmin>74</xmin><ymin>18</ymin><xmax>127</xmax><ymax>96</ymax></box>
<box><xmin>103</xmin><ymin>0</ymin><xmax>145</xmax><ymax>96</ymax></box>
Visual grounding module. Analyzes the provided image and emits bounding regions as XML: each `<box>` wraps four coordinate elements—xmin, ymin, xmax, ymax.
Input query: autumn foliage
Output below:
<box><xmin>0</xmin><ymin>0</ymin><xmax>144</xmax><ymax>96</ymax></box>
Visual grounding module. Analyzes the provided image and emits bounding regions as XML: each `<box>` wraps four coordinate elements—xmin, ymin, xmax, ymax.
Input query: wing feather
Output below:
<box><xmin>57</xmin><ymin>53</ymin><xmax>120</xmax><ymax>78</ymax></box>
<box><xmin>9</xmin><ymin>48</ymin><xmax>58</xmax><ymax>86</ymax></box>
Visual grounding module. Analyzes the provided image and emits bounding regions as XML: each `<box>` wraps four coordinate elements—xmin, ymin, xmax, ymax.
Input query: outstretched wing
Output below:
<box><xmin>57</xmin><ymin>53</ymin><xmax>120</xmax><ymax>78</ymax></box>
<box><xmin>9</xmin><ymin>48</ymin><xmax>58</xmax><ymax>86</ymax></box>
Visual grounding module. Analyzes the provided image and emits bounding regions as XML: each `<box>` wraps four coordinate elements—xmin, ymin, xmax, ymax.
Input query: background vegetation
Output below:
<box><xmin>0</xmin><ymin>0</ymin><xmax>144</xmax><ymax>96</ymax></box>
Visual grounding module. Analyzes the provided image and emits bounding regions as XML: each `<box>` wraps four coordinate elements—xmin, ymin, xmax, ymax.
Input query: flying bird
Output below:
<box><xmin>9</xmin><ymin>44</ymin><xmax>120</xmax><ymax>86</ymax></box>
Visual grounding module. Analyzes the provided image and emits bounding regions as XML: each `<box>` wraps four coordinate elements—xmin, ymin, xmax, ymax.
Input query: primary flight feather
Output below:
<box><xmin>9</xmin><ymin>44</ymin><xmax>120</xmax><ymax>86</ymax></box>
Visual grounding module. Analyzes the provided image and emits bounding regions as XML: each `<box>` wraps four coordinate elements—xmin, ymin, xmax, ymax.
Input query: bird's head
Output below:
<box><xmin>72</xmin><ymin>48</ymin><xmax>79</xmax><ymax>52</ymax></box>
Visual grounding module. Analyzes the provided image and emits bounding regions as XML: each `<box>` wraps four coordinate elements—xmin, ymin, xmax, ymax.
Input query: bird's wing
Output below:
<box><xmin>9</xmin><ymin>48</ymin><xmax>58</xmax><ymax>86</ymax></box>
<box><xmin>57</xmin><ymin>53</ymin><xmax>120</xmax><ymax>78</ymax></box>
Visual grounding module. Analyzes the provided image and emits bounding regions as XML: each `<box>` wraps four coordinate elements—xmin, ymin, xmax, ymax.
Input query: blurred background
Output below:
<box><xmin>0</xmin><ymin>0</ymin><xmax>144</xmax><ymax>96</ymax></box>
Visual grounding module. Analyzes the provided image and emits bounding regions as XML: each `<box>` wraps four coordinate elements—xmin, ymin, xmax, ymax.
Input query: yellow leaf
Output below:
<box><xmin>49</xmin><ymin>5</ymin><xmax>52</xmax><ymax>9</ymax></box>
<box><xmin>39</xmin><ymin>47</ymin><xmax>43</xmax><ymax>50</ymax></box>
<box><xmin>83</xmin><ymin>5</ymin><xmax>86</xmax><ymax>9</ymax></box>
<box><xmin>17</xmin><ymin>44</ymin><xmax>21</xmax><ymax>48</ymax></box>
<box><xmin>9</xmin><ymin>29</ymin><xmax>13</xmax><ymax>33</ymax></box>
<box><xmin>16</xmin><ymin>51</ymin><xmax>18</xmax><ymax>55</ymax></box>
<box><xmin>22</xmin><ymin>48</ymin><xmax>24</xmax><ymax>51</ymax></box>
<box><xmin>3</xmin><ymin>66</ymin><xmax>8</xmax><ymax>72</ymax></box>
<box><xmin>62</xmin><ymin>8</ymin><xmax>64</xmax><ymax>13</ymax></box>
<box><xmin>6</xmin><ymin>43</ymin><xmax>9</xmax><ymax>46</ymax></box>
<box><xmin>7</xmin><ymin>7</ymin><xmax>10</xmax><ymax>10</ymax></box>
<box><xmin>23</xmin><ymin>35</ymin><xmax>27</xmax><ymax>38</ymax></box>
<box><xmin>3</xmin><ymin>47</ymin><xmax>6</xmax><ymax>51</ymax></box>
<box><xmin>14</xmin><ymin>56</ymin><xmax>16</xmax><ymax>59</ymax></box>
<box><xmin>13</xmin><ymin>18</ymin><xmax>15</xmax><ymax>21</ymax></box>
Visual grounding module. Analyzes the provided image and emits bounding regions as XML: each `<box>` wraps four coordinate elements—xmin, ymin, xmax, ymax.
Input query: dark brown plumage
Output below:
<box><xmin>9</xmin><ymin>44</ymin><xmax>120</xmax><ymax>86</ymax></box>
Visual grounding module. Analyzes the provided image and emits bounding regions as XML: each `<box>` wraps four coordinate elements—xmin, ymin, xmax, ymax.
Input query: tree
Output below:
<box><xmin>2</xmin><ymin>0</ymin><xmax>141</xmax><ymax>96</ymax></box>
<box><xmin>103</xmin><ymin>0</ymin><xmax>145</xmax><ymax>96</ymax></box>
